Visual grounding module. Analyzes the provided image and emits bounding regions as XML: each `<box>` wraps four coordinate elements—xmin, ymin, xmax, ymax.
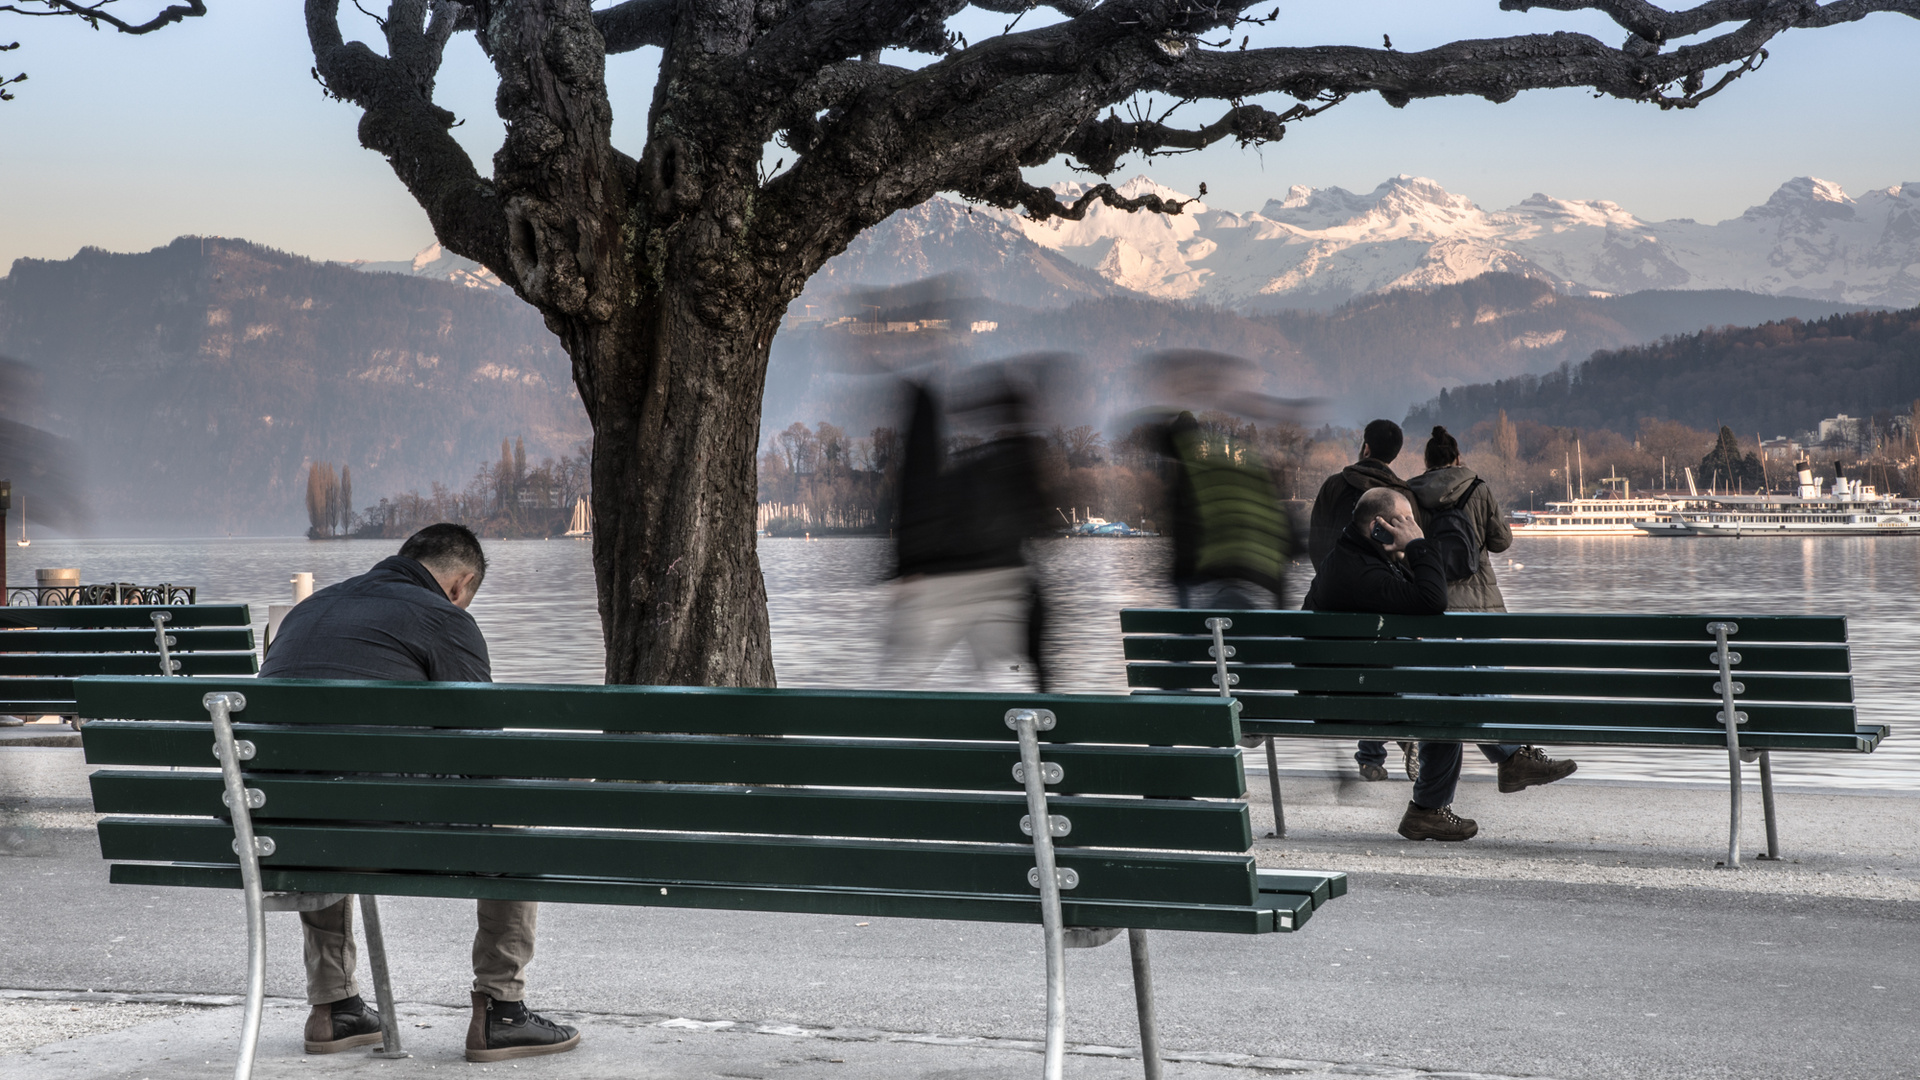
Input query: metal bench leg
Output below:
<box><xmin>1009</xmin><ymin>708</ymin><xmax>1068</xmax><ymax>1080</ymax></box>
<box><xmin>1127</xmin><ymin>929</ymin><xmax>1163</xmax><ymax>1080</ymax></box>
<box><xmin>1264</xmin><ymin>736</ymin><xmax>1286</xmax><ymax>839</ymax></box>
<box><xmin>358</xmin><ymin>895</ymin><xmax>409</xmax><ymax>1058</ymax></box>
<box><xmin>207</xmin><ymin>692</ymin><xmax>265</xmax><ymax>1080</ymax></box>
<box><xmin>1710</xmin><ymin>622</ymin><xmax>1746</xmax><ymax>869</ymax></box>
<box><xmin>1757</xmin><ymin>751</ymin><xmax>1781</xmax><ymax>860</ymax></box>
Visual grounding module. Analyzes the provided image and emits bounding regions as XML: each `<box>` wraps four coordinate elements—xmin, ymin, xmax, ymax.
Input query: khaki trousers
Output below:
<box><xmin>300</xmin><ymin>895</ymin><xmax>538</xmax><ymax>1005</ymax></box>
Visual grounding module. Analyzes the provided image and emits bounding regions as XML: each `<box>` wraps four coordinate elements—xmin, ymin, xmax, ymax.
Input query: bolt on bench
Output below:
<box><xmin>0</xmin><ymin>604</ymin><xmax>258</xmax><ymax>723</ymax></box>
<box><xmin>79</xmin><ymin>676</ymin><xmax>1347</xmax><ymax>1080</ymax></box>
<box><xmin>1122</xmin><ymin>610</ymin><xmax>1886</xmax><ymax>865</ymax></box>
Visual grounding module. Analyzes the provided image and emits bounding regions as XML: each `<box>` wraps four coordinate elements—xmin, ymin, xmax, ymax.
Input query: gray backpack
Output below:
<box><xmin>1426</xmin><ymin>480</ymin><xmax>1483</xmax><ymax>582</ymax></box>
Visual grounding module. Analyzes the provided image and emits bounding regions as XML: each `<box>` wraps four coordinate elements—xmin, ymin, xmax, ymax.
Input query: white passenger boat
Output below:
<box><xmin>1511</xmin><ymin>494</ymin><xmax>1694</xmax><ymax>536</ymax></box>
<box><xmin>1639</xmin><ymin>463</ymin><xmax>1920</xmax><ymax>537</ymax></box>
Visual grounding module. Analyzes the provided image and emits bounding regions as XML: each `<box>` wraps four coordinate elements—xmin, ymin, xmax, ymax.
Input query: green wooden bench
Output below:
<box><xmin>1122</xmin><ymin>610</ymin><xmax>1886</xmax><ymax>866</ymax></box>
<box><xmin>78</xmin><ymin>676</ymin><xmax>1346</xmax><ymax>1080</ymax></box>
<box><xmin>0</xmin><ymin>605</ymin><xmax>258</xmax><ymax>721</ymax></box>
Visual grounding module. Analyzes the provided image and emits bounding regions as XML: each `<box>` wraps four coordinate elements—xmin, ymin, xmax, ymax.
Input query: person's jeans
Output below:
<box><xmin>302</xmin><ymin>896</ymin><xmax>538</xmax><ymax>1004</ymax></box>
<box><xmin>1412</xmin><ymin>742</ymin><xmax>1523</xmax><ymax>809</ymax></box>
<box><xmin>1356</xmin><ymin>741</ymin><xmax>1389</xmax><ymax>767</ymax></box>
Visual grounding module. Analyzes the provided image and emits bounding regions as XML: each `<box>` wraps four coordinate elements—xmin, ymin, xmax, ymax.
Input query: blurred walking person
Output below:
<box><xmin>887</xmin><ymin>365</ymin><xmax>1052</xmax><ymax>690</ymax></box>
<box><xmin>1162</xmin><ymin>409</ymin><xmax>1293</xmax><ymax>610</ymax></box>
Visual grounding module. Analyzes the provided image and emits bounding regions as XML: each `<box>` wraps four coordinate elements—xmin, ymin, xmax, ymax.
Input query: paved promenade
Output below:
<box><xmin>4</xmin><ymin>745</ymin><xmax>1916</xmax><ymax>1079</ymax></box>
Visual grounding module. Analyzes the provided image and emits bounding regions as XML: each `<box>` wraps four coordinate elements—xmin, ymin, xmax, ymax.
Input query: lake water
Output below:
<box><xmin>11</xmin><ymin>533</ymin><xmax>1915</xmax><ymax>792</ymax></box>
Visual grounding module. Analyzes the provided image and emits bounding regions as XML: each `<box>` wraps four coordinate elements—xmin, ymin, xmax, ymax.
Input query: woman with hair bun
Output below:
<box><xmin>1402</xmin><ymin>425</ymin><xmax>1576</xmax><ymax>836</ymax></box>
<box><xmin>1408</xmin><ymin>425</ymin><xmax>1506</xmax><ymax>612</ymax></box>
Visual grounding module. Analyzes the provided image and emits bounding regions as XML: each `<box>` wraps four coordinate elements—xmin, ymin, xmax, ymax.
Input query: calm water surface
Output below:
<box><xmin>16</xmin><ymin>533</ymin><xmax>1915</xmax><ymax>791</ymax></box>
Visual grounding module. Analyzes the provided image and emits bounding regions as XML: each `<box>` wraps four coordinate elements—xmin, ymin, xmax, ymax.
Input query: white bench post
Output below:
<box><xmin>358</xmin><ymin>894</ymin><xmax>409</xmax><ymax>1058</ymax></box>
<box><xmin>1008</xmin><ymin>708</ymin><xmax>1068</xmax><ymax>1080</ymax></box>
<box><xmin>1709</xmin><ymin>622</ymin><xmax>1746</xmax><ymax>868</ymax></box>
<box><xmin>206</xmin><ymin>691</ymin><xmax>266</xmax><ymax>1080</ymax></box>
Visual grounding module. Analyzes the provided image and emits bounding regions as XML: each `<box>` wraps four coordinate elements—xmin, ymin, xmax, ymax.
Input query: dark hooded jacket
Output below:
<box><xmin>1302</xmin><ymin>523</ymin><xmax>1449</xmax><ymax>616</ymax></box>
<box><xmin>260</xmin><ymin>555</ymin><xmax>491</xmax><ymax>682</ymax></box>
<box><xmin>1406</xmin><ymin>464</ymin><xmax>1512</xmax><ymax>612</ymax></box>
<box><xmin>1307</xmin><ymin>459</ymin><xmax>1415</xmax><ymax>569</ymax></box>
<box><xmin>892</xmin><ymin>382</ymin><xmax>1048</xmax><ymax>578</ymax></box>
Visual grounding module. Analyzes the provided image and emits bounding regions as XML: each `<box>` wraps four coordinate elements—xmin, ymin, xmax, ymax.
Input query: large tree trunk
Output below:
<box><xmin>574</xmin><ymin>278</ymin><xmax>782</xmax><ymax>688</ymax></box>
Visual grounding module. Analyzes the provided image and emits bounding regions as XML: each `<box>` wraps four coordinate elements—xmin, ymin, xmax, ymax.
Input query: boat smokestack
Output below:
<box><xmin>1796</xmin><ymin>460</ymin><xmax>1819</xmax><ymax>499</ymax></box>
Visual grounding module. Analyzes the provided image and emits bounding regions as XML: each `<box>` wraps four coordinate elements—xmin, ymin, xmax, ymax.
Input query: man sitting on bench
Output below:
<box><xmin>1303</xmin><ymin>488</ymin><xmax>1576</xmax><ymax>841</ymax></box>
<box><xmin>261</xmin><ymin>524</ymin><xmax>582</xmax><ymax>1062</ymax></box>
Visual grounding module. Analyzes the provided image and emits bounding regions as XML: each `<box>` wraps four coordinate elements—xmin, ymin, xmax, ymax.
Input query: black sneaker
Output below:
<box><xmin>1498</xmin><ymin>745</ymin><xmax>1577</xmax><ymax>793</ymax></box>
<box><xmin>1397</xmin><ymin>801</ymin><xmax>1478</xmax><ymax>842</ymax></box>
<box><xmin>1399</xmin><ymin>741</ymin><xmax>1420</xmax><ymax>782</ymax></box>
<box><xmin>305</xmin><ymin>995</ymin><xmax>383</xmax><ymax>1054</ymax></box>
<box><xmin>466</xmin><ymin>994</ymin><xmax>581</xmax><ymax>1062</ymax></box>
<box><xmin>1358</xmin><ymin>762</ymin><xmax>1389</xmax><ymax>782</ymax></box>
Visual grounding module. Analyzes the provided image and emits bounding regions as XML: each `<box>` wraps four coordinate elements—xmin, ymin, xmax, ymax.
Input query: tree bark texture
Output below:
<box><xmin>307</xmin><ymin>0</ymin><xmax>1919</xmax><ymax>688</ymax></box>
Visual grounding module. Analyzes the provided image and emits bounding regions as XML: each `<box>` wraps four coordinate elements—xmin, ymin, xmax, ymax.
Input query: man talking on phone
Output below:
<box><xmin>1301</xmin><ymin>487</ymin><xmax>1475</xmax><ymax>840</ymax></box>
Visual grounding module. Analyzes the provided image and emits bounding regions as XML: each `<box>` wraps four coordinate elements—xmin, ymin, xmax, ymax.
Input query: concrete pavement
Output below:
<box><xmin>4</xmin><ymin>745</ymin><xmax>1917</xmax><ymax>1079</ymax></box>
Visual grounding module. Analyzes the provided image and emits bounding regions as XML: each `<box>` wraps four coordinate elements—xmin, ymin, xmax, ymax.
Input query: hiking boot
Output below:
<box><xmin>1357</xmin><ymin>762</ymin><xmax>1389</xmax><ymax>782</ymax></box>
<box><xmin>1498</xmin><ymin>745</ymin><xmax>1578</xmax><ymax>793</ymax></box>
<box><xmin>466</xmin><ymin>992</ymin><xmax>581</xmax><ymax>1062</ymax></box>
<box><xmin>304</xmin><ymin>995</ymin><xmax>383</xmax><ymax>1054</ymax></box>
<box><xmin>1399</xmin><ymin>741</ymin><xmax>1420</xmax><ymax>783</ymax></box>
<box><xmin>1397</xmin><ymin>801</ymin><xmax>1478</xmax><ymax>842</ymax></box>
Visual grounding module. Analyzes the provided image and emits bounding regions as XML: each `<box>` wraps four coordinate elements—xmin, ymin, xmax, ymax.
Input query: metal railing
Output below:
<box><xmin>6</xmin><ymin>583</ymin><xmax>197</xmax><ymax>606</ymax></box>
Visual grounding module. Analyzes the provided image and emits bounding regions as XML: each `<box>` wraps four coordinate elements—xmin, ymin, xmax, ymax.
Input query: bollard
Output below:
<box><xmin>268</xmin><ymin>574</ymin><xmax>315</xmax><ymax>650</ymax></box>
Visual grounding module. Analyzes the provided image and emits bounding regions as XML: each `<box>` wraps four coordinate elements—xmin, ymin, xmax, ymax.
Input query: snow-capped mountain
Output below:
<box><xmin>979</xmin><ymin>174</ymin><xmax>1920</xmax><ymax>310</ymax></box>
<box><xmin>347</xmin><ymin>242</ymin><xmax>502</xmax><ymax>290</ymax></box>
<box><xmin>351</xmin><ymin>173</ymin><xmax>1920</xmax><ymax>313</ymax></box>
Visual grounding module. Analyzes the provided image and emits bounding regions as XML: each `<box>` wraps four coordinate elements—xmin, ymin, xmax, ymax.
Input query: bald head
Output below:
<box><xmin>1354</xmin><ymin>487</ymin><xmax>1409</xmax><ymax>528</ymax></box>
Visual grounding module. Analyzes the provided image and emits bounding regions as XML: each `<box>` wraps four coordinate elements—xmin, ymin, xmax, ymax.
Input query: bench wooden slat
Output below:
<box><xmin>0</xmin><ymin>605</ymin><xmax>253</xmax><ymax>630</ymax></box>
<box><xmin>1120</xmin><ymin>609</ymin><xmax>1848</xmax><ymax>643</ymax></box>
<box><xmin>1255</xmin><ymin>869</ymin><xmax>1348</xmax><ymax>907</ymax></box>
<box><xmin>1259</xmin><ymin>890</ymin><xmax>1317</xmax><ymax>932</ymax></box>
<box><xmin>1217</xmin><ymin>715</ymin><xmax>1884</xmax><ymax>752</ymax></box>
<box><xmin>0</xmin><ymin>654</ymin><xmax>258</xmax><ymax>677</ymax></box>
<box><xmin>1128</xmin><ymin>662</ymin><xmax>1855</xmax><ymax>703</ymax></box>
<box><xmin>97</xmin><ymin>817</ymin><xmax>1262</xmax><ymax>907</ymax></box>
<box><xmin>88</xmin><ymin>771</ymin><xmax>1255</xmax><ymax>852</ymax></box>
<box><xmin>79</xmin><ymin>723</ymin><xmax>1249</xmax><ymax>798</ymax></box>
<box><xmin>0</xmin><ymin>677</ymin><xmax>75</xmax><ymax>710</ymax></box>
<box><xmin>1224</xmin><ymin>692</ymin><xmax>1857</xmax><ymax>734</ymax></box>
<box><xmin>74</xmin><ymin>677</ymin><xmax>1241</xmax><ymax>747</ymax></box>
<box><xmin>108</xmin><ymin>862</ymin><xmax>1313</xmax><ymax>934</ymax></box>
<box><xmin>0</xmin><ymin>628</ymin><xmax>257</xmax><ymax>652</ymax></box>
<box><xmin>1124</xmin><ymin>635</ymin><xmax>1851</xmax><ymax>673</ymax></box>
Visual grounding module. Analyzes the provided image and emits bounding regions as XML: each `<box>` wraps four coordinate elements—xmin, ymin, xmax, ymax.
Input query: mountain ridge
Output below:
<box><xmin>345</xmin><ymin>172</ymin><xmax>1920</xmax><ymax>313</ymax></box>
<box><xmin>0</xmin><ymin>237</ymin><xmax>587</xmax><ymax>536</ymax></box>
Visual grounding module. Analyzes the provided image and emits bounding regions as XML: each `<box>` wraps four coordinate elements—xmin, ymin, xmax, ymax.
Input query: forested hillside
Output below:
<box><xmin>0</xmin><ymin>237</ymin><xmax>588</xmax><ymax>535</ymax></box>
<box><xmin>1407</xmin><ymin>306</ymin><xmax>1920</xmax><ymax>439</ymax></box>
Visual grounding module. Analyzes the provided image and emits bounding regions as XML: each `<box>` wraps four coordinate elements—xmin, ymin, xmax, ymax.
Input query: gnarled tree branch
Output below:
<box><xmin>958</xmin><ymin>165</ymin><xmax>1200</xmax><ymax>221</ymax></box>
<box><xmin>593</xmin><ymin>0</ymin><xmax>671</xmax><ymax>54</ymax></box>
<box><xmin>0</xmin><ymin>0</ymin><xmax>205</xmax><ymax>101</ymax></box>
<box><xmin>306</xmin><ymin>0</ymin><xmax>517</xmax><ymax>290</ymax></box>
<box><xmin>0</xmin><ymin>0</ymin><xmax>205</xmax><ymax>33</ymax></box>
<box><xmin>1058</xmin><ymin>100</ymin><xmax>1306</xmax><ymax>173</ymax></box>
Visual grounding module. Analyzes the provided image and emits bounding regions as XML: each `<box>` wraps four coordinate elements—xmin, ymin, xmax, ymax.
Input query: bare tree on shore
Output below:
<box><xmin>306</xmin><ymin>0</ymin><xmax>1920</xmax><ymax>687</ymax></box>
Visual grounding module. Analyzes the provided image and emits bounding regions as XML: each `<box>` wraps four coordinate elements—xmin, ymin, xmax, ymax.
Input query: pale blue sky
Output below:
<box><xmin>4</xmin><ymin>3</ymin><xmax>1918</xmax><ymax>271</ymax></box>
